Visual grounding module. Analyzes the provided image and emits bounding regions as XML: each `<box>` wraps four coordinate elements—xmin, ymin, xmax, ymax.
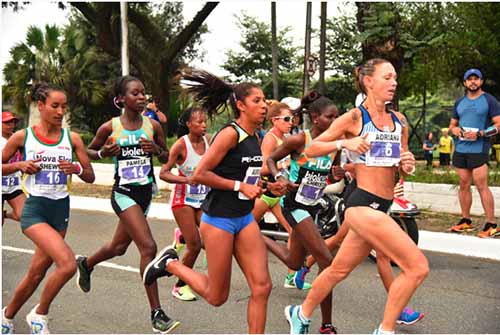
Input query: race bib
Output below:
<box><xmin>2</xmin><ymin>176</ymin><xmax>20</xmax><ymax>187</ymax></box>
<box><xmin>459</xmin><ymin>127</ymin><xmax>479</xmax><ymax>142</ymax></box>
<box><xmin>296</xmin><ymin>182</ymin><xmax>324</xmax><ymax>206</ymax></box>
<box><xmin>365</xmin><ymin>132</ymin><xmax>401</xmax><ymax>167</ymax></box>
<box><xmin>187</xmin><ymin>184</ymin><xmax>210</xmax><ymax>201</ymax></box>
<box><xmin>118</xmin><ymin>158</ymin><xmax>151</xmax><ymax>184</ymax></box>
<box><xmin>35</xmin><ymin>171</ymin><xmax>67</xmax><ymax>185</ymax></box>
<box><xmin>238</xmin><ymin>166</ymin><xmax>262</xmax><ymax>200</ymax></box>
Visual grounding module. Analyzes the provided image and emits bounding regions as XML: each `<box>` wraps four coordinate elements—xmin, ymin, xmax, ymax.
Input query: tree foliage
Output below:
<box><xmin>222</xmin><ymin>13</ymin><xmax>302</xmax><ymax>99</ymax></box>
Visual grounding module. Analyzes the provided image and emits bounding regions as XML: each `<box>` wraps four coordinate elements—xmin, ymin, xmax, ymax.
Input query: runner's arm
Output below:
<box><xmin>159</xmin><ymin>139</ymin><xmax>190</xmax><ymax>184</ymax></box>
<box><xmin>87</xmin><ymin>121</ymin><xmax>119</xmax><ymax>159</ymax></box>
<box><xmin>1</xmin><ymin>130</ymin><xmax>39</xmax><ymax>175</ymax></box>
<box><xmin>70</xmin><ymin>132</ymin><xmax>95</xmax><ymax>183</ymax></box>
<box><xmin>192</xmin><ymin>127</ymin><xmax>238</xmax><ymax>190</ymax></box>
<box><xmin>260</xmin><ymin>133</ymin><xmax>278</xmax><ymax>176</ymax></box>
<box><xmin>151</xmin><ymin>120</ymin><xmax>169</xmax><ymax>163</ymax></box>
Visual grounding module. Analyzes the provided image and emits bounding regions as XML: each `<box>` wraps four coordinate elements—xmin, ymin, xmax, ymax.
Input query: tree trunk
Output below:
<box><xmin>318</xmin><ymin>2</ymin><xmax>327</xmax><ymax>94</ymax></box>
<box><xmin>303</xmin><ymin>2</ymin><xmax>312</xmax><ymax>129</ymax></box>
<box><xmin>271</xmin><ymin>2</ymin><xmax>279</xmax><ymax>100</ymax></box>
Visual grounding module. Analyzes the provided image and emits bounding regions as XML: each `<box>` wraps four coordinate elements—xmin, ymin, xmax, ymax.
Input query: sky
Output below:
<box><xmin>0</xmin><ymin>1</ymin><xmax>354</xmax><ymax>84</ymax></box>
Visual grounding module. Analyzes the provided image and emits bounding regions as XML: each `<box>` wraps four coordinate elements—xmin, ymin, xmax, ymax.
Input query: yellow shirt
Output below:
<box><xmin>439</xmin><ymin>136</ymin><xmax>453</xmax><ymax>154</ymax></box>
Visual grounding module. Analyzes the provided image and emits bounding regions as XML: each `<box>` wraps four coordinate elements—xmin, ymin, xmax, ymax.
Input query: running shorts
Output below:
<box><xmin>111</xmin><ymin>183</ymin><xmax>152</xmax><ymax>216</ymax></box>
<box><xmin>20</xmin><ymin>195</ymin><xmax>70</xmax><ymax>232</ymax></box>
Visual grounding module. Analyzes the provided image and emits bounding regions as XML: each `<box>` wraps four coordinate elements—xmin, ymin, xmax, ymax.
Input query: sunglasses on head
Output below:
<box><xmin>273</xmin><ymin>116</ymin><xmax>293</xmax><ymax>122</ymax></box>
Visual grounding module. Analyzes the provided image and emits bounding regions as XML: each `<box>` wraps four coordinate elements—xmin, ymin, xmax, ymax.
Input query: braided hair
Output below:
<box><xmin>31</xmin><ymin>82</ymin><xmax>65</xmax><ymax>103</ymax></box>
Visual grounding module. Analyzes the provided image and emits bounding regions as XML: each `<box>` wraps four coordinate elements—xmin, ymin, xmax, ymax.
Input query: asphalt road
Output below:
<box><xmin>2</xmin><ymin>209</ymin><xmax>500</xmax><ymax>334</ymax></box>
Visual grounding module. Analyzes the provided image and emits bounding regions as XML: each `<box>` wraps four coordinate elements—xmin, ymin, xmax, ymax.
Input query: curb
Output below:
<box><xmin>70</xmin><ymin>196</ymin><xmax>500</xmax><ymax>261</ymax></box>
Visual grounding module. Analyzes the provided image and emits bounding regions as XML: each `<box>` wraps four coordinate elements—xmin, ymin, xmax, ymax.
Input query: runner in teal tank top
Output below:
<box><xmin>265</xmin><ymin>91</ymin><xmax>340</xmax><ymax>334</ymax></box>
<box><xmin>1</xmin><ymin>83</ymin><xmax>95</xmax><ymax>334</ymax></box>
<box><xmin>74</xmin><ymin>76</ymin><xmax>179</xmax><ymax>334</ymax></box>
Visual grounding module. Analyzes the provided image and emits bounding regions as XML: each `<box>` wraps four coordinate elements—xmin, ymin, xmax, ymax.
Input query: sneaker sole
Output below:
<box><xmin>75</xmin><ymin>266</ymin><xmax>90</xmax><ymax>294</ymax></box>
<box><xmin>396</xmin><ymin>313</ymin><xmax>425</xmax><ymax>325</ymax></box>
<box><xmin>284</xmin><ymin>283</ymin><xmax>296</xmax><ymax>289</ymax></box>
<box><xmin>142</xmin><ymin>245</ymin><xmax>175</xmax><ymax>284</ymax></box>
<box><xmin>171</xmin><ymin>291</ymin><xmax>197</xmax><ymax>302</ymax></box>
<box><xmin>152</xmin><ymin>320</ymin><xmax>181</xmax><ymax>334</ymax></box>
<box><xmin>284</xmin><ymin>306</ymin><xmax>294</xmax><ymax>334</ymax></box>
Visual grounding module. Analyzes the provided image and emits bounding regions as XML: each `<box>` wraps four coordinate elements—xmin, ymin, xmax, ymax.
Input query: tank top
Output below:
<box><xmin>22</xmin><ymin>127</ymin><xmax>73</xmax><ymax>200</ymax></box>
<box><xmin>283</xmin><ymin>129</ymin><xmax>334</xmax><ymax>210</ymax></box>
<box><xmin>171</xmin><ymin>135</ymin><xmax>210</xmax><ymax>208</ymax></box>
<box><xmin>202</xmin><ymin>121</ymin><xmax>263</xmax><ymax>217</ymax></box>
<box><xmin>262</xmin><ymin>130</ymin><xmax>289</xmax><ymax>197</ymax></box>
<box><xmin>1</xmin><ymin>136</ymin><xmax>22</xmax><ymax>194</ymax></box>
<box><xmin>350</xmin><ymin>105</ymin><xmax>402</xmax><ymax>166</ymax></box>
<box><xmin>110</xmin><ymin>115</ymin><xmax>154</xmax><ymax>186</ymax></box>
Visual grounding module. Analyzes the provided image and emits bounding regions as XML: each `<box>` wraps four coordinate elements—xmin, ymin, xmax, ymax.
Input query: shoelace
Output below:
<box><xmin>300</xmin><ymin>323</ymin><xmax>310</xmax><ymax>334</ymax></box>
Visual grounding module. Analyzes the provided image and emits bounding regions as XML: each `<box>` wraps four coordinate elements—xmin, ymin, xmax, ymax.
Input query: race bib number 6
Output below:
<box><xmin>35</xmin><ymin>171</ymin><xmax>67</xmax><ymax>185</ymax></box>
<box><xmin>365</xmin><ymin>132</ymin><xmax>401</xmax><ymax>167</ymax></box>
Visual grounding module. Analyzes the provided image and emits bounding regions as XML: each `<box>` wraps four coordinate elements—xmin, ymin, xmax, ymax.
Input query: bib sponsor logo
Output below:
<box><xmin>241</xmin><ymin>155</ymin><xmax>263</xmax><ymax>163</ymax></box>
<box><xmin>121</xmin><ymin>146</ymin><xmax>146</xmax><ymax>157</ymax></box>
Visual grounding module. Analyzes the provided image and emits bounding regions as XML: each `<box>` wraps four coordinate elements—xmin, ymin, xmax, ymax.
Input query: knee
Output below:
<box><xmin>140</xmin><ymin>241</ymin><xmax>157</xmax><ymax>260</ymax></box>
<box><xmin>407</xmin><ymin>257</ymin><xmax>429</xmax><ymax>285</ymax></box>
<box><xmin>459</xmin><ymin>179</ymin><xmax>471</xmax><ymax>190</ymax></box>
<box><xmin>58</xmin><ymin>258</ymin><xmax>77</xmax><ymax>278</ymax></box>
<box><xmin>113</xmin><ymin>243</ymin><xmax>129</xmax><ymax>256</ymax></box>
<box><xmin>251</xmin><ymin>279</ymin><xmax>272</xmax><ymax>301</ymax></box>
<box><xmin>323</xmin><ymin>265</ymin><xmax>350</xmax><ymax>283</ymax></box>
<box><xmin>475</xmin><ymin>183</ymin><xmax>489</xmax><ymax>193</ymax></box>
<box><xmin>206</xmin><ymin>293</ymin><xmax>229</xmax><ymax>307</ymax></box>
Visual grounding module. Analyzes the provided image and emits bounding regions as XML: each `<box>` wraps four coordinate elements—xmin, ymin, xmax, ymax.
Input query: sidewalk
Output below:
<box><xmin>76</xmin><ymin>163</ymin><xmax>500</xmax><ymax>216</ymax></box>
<box><xmin>70</xmin><ymin>195</ymin><xmax>500</xmax><ymax>261</ymax></box>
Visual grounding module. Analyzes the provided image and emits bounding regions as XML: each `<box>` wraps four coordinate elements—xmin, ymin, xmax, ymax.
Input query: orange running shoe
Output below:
<box><xmin>450</xmin><ymin>218</ymin><xmax>473</xmax><ymax>232</ymax></box>
<box><xmin>478</xmin><ymin>223</ymin><xmax>500</xmax><ymax>238</ymax></box>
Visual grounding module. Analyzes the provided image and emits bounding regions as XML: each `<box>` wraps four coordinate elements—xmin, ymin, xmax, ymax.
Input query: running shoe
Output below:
<box><xmin>2</xmin><ymin>307</ymin><xmax>14</xmax><ymax>334</ymax></box>
<box><xmin>319</xmin><ymin>323</ymin><xmax>338</xmax><ymax>334</ymax></box>
<box><xmin>373</xmin><ymin>326</ymin><xmax>394</xmax><ymax>335</ymax></box>
<box><xmin>293</xmin><ymin>266</ymin><xmax>310</xmax><ymax>290</ymax></box>
<box><xmin>284</xmin><ymin>273</ymin><xmax>312</xmax><ymax>290</ymax></box>
<box><xmin>143</xmin><ymin>246</ymin><xmax>178</xmax><ymax>285</ymax></box>
<box><xmin>284</xmin><ymin>305</ymin><xmax>310</xmax><ymax>334</ymax></box>
<box><xmin>450</xmin><ymin>218</ymin><xmax>473</xmax><ymax>232</ymax></box>
<box><xmin>76</xmin><ymin>256</ymin><xmax>93</xmax><ymax>293</ymax></box>
<box><xmin>478</xmin><ymin>223</ymin><xmax>500</xmax><ymax>238</ymax></box>
<box><xmin>26</xmin><ymin>305</ymin><xmax>50</xmax><ymax>334</ymax></box>
<box><xmin>172</xmin><ymin>228</ymin><xmax>185</xmax><ymax>254</ymax></box>
<box><xmin>171</xmin><ymin>284</ymin><xmax>197</xmax><ymax>301</ymax></box>
<box><xmin>151</xmin><ymin>308</ymin><xmax>180</xmax><ymax>334</ymax></box>
<box><xmin>396</xmin><ymin>307</ymin><xmax>424</xmax><ymax>325</ymax></box>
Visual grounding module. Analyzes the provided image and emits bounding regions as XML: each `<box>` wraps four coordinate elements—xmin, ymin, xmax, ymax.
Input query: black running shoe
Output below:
<box><xmin>143</xmin><ymin>246</ymin><xmax>178</xmax><ymax>285</ymax></box>
<box><xmin>151</xmin><ymin>308</ymin><xmax>180</xmax><ymax>334</ymax></box>
<box><xmin>76</xmin><ymin>256</ymin><xmax>93</xmax><ymax>293</ymax></box>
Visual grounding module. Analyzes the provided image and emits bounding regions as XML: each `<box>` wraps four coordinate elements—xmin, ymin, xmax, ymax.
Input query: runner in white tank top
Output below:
<box><xmin>159</xmin><ymin>107</ymin><xmax>209</xmax><ymax>301</ymax></box>
<box><xmin>1</xmin><ymin>83</ymin><xmax>94</xmax><ymax>335</ymax></box>
<box><xmin>1</xmin><ymin>111</ymin><xmax>25</xmax><ymax>224</ymax></box>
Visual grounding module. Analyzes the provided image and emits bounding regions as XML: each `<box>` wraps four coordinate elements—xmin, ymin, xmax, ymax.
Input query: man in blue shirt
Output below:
<box><xmin>449</xmin><ymin>69</ymin><xmax>500</xmax><ymax>237</ymax></box>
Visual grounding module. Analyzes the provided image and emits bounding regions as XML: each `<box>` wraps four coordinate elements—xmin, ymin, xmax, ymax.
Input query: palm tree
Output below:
<box><xmin>2</xmin><ymin>24</ymin><xmax>62</xmax><ymax>122</ymax></box>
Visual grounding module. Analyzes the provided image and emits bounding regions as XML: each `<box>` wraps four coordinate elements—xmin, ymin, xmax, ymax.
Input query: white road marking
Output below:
<box><xmin>2</xmin><ymin>245</ymin><xmax>140</xmax><ymax>273</ymax></box>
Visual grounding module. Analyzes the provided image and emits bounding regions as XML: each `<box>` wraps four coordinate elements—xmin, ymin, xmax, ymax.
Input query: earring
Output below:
<box><xmin>113</xmin><ymin>97</ymin><xmax>121</xmax><ymax>110</ymax></box>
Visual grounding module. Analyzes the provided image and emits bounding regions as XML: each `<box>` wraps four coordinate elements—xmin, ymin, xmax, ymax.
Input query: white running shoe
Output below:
<box><xmin>2</xmin><ymin>307</ymin><xmax>14</xmax><ymax>334</ymax></box>
<box><xmin>26</xmin><ymin>305</ymin><xmax>50</xmax><ymax>334</ymax></box>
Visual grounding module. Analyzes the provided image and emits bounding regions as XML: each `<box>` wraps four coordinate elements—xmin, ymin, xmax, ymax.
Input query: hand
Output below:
<box><xmin>276</xmin><ymin>176</ymin><xmax>299</xmax><ymax>193</ymax></box>
<box><xmin>343</xmin><ymin>133</ymin><xmax>370</xmax><ymax>154</ymax></box>
<box><xmin>451</xmin><ymin>127</ymin><xmax>462</xmax><ymax>137</ymax></box>
<box><xmin>139</xmin><ymin>137</ymin><xmax>160</xmax><ymax>155</ymax></box>
<box><xmin>393</xmin><ymin>182</ymin><xmax>404</xmax><ymax>198</ymax></box>
<box><xmin>185</xmin><ymin>176</ymin><xmax>197</xmax><ymax>186</ymax></box>
<box><xmin>101</xmin><ymin>137</ymin><xmax>121</xmax><ymax>157</ymax></box>
<box><xmin>462</xmin><ymin>131</ymin><xmax>478</xmax><ymax>141</ymax></box>
<box><xmin>239</xmin><ymin>183</ymin><xmax>262</xmax><ymax>200</ymax></box>
<box><xmin>266</xmin><ymin>180</ymin><xmax>288</xmax><ymax>197</ymax></box>
<box><xmin>58</xmin><ymin>160</ymin><xmax>80</xmax><ymax>175</ymax></box>
<box><xmin>331</xmin><ymin>166</ymin><xmax>346</xmax><ymax>181</ymax></box>
<box><xmin>400</xmin><ymin>151</ymin><xmax>416</xmax><ymax>175</ymax></box>
<box><xmin>18</xmin><ymin>159</ymin><xmax>41</xmax><ymax>174</ymax></box>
